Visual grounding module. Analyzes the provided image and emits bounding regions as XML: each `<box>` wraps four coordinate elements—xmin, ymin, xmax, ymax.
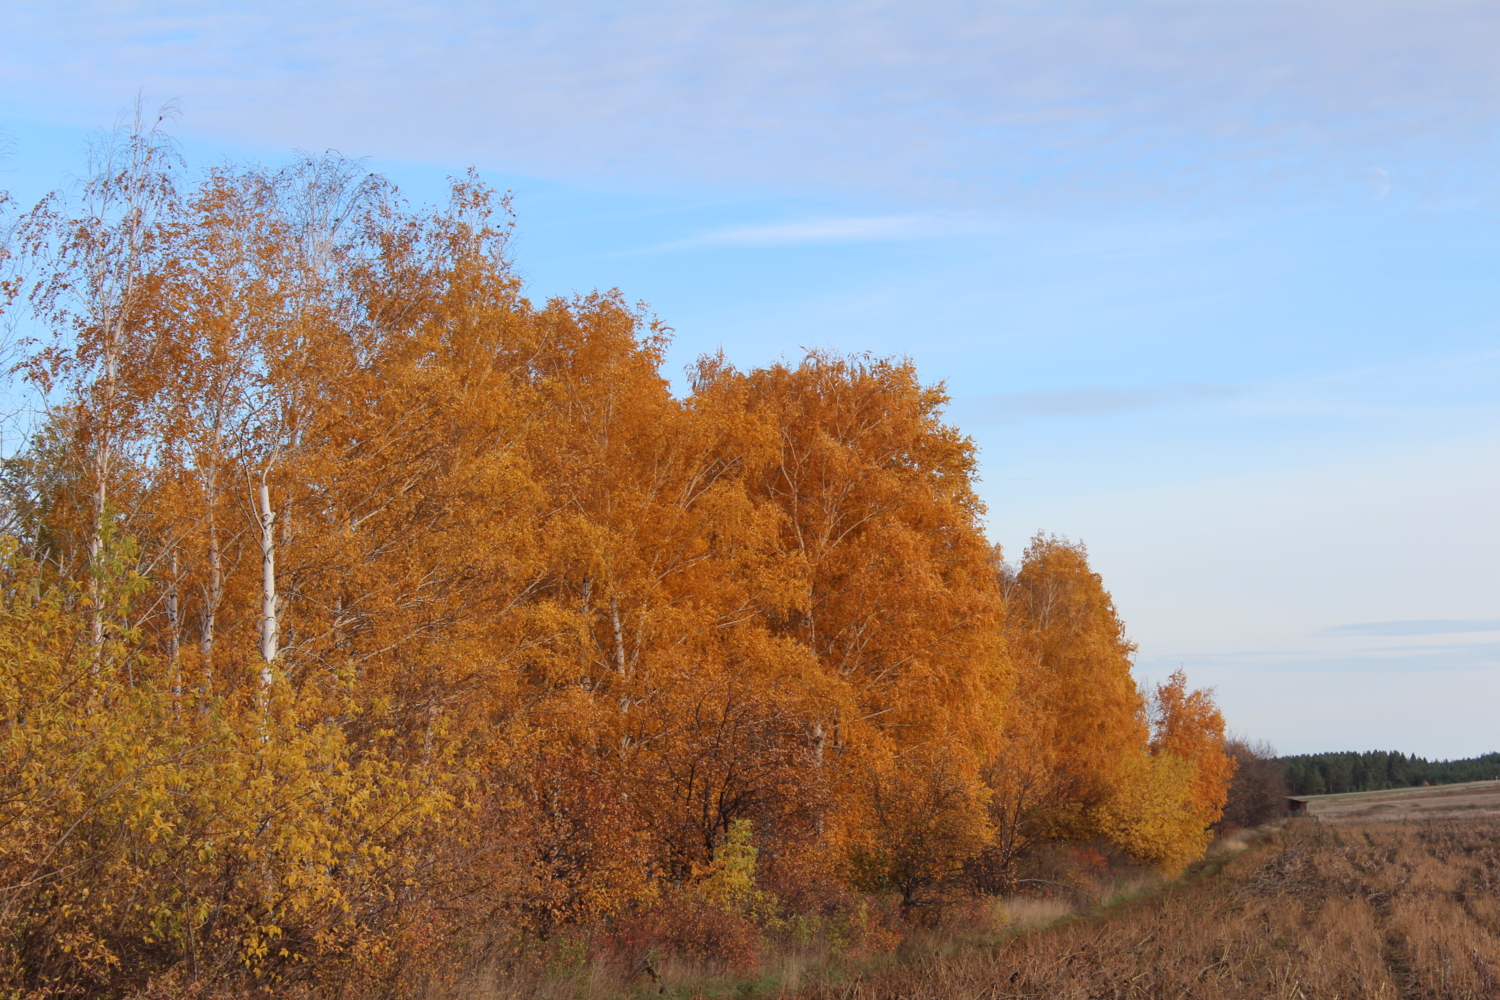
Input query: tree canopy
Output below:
<box><xmin>0</xmin><ymin>124</ymin><xmax>1234</xmax><ymax>996</ymax></box>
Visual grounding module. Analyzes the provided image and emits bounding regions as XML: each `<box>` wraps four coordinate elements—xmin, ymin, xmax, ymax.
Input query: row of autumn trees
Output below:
<box><xmin>0</xmin><ymin>114</ymin><xmax>1233</xmax><ymax>996</ymax></box>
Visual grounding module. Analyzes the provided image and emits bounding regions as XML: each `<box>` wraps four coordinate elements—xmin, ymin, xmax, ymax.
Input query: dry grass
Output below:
<box><xmin>792</xmin><ymin>818</ymin><xmax>1500</xmax><ymax>1000</ymax></box>
<box><xmin>449</xmin><ymin>819</ymin><xmax>1500</xmax><ymax>999</ymax></box>
<box><xmin>997</xmin><ymin>897</ymin><xmax>1075</xmax><ymax>930</ymax></box>
<box><xmin>1304</xmin><ymin>780</ymin><xmax>1500</xmax><ymax>823</ymax></box>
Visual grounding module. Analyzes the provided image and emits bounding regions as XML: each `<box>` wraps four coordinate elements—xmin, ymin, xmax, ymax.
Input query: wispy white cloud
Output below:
<box><xmin>1322</xmin><ymin>619</ymin><xmax>1500</xmax><ymax>638</ymax></box>
<box><xmin>3</xmin><ymin>1</ymin><xmax>1499</xmax><ymax>205</ymax></box>
<box><xmin>1140</xmin><ymin>641</ymin><xmax>1500</xmax><ymax>676</ymax></box>
<box><xmin>640</xmin><ymin>214</ymin><xmax>983</xmax><ymax>251</ymax></box>
<box><xmin>955</xmin><ymin>384</ymin><xmax>1237</xmax><ymax>425</ymax></box>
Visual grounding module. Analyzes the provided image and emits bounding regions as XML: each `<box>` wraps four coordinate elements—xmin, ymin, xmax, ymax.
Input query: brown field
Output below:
<box><xmin>1303</xmin><ymin>780</ymin><xmax>1500</xmax><ymax>823</ymax></box>
<box><xmin>789</xmin><ymin>818</ymin><xmax>1500</xmax><ymax>1000</ymax></box>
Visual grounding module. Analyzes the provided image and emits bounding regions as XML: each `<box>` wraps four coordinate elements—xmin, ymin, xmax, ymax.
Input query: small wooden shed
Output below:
<box><xmin>1284</xmin><ymin>796</ymin><xmax>1311</xmax><ymax>817</ymax></box>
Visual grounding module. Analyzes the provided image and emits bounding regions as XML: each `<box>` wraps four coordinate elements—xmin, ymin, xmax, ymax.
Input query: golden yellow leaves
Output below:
<box><xmin>0</xmin><ymin>546</ymin><xmax>457</xmax><ymax>990</ymax></box>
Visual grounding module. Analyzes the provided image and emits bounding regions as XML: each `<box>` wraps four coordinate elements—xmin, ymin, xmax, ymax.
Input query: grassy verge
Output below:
<box><xmin>786</xmin><ymin>817</ymin><xmax>1500</xmax><ymax>1000</ymax></box>
<box><xmin>460</xmin><ymin>833</ymin><xmax>1268</xmax><ymax>1000</ymax></box>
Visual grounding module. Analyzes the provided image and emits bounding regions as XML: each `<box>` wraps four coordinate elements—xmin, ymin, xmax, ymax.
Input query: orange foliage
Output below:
<box><xmin>0</xmin><ymin>132</ymin><xmax>1239</xmax><ymax>994</ymax></box>
<box><xmin>1151</xmin><ymin>669</ymin><xmax>1237</xmax><ymax>830</ymax></box>
<box><xmin>1003</xmin><ymin>535</ymin><xmax>1146</xmax><ymax>813</ymax></box>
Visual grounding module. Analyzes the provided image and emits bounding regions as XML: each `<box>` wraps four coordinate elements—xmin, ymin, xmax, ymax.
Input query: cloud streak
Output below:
<box><xmin>955</xmin><ymin>384</ymin><xmax>1237</xmax><ymax>425</ymax></box>
<box><xmin>1321</xmin><ymin>619</ymin><xmax>1500</xmax><ymax>638</ymax></box>
<box><xmin>1140</xmin><ymin>642</ymin><xmax>1500</xmax><ymax>676</ymax></box>
<box><xmin>640</xmin><ymin>214</ymin><xmax>984</xmax><ymax>251</ymax></box>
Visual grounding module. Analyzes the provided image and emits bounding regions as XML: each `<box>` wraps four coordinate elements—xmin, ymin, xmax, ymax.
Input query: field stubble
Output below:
<box><xmin>792</xmin><ymin>818</ymin><xmax>1500</xmax><ymax>1000</ymax></box>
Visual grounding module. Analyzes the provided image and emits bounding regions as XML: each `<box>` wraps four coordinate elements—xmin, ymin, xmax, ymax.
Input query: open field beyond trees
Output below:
<box><xmin>1303</xmin><ymin>782</ymin><xmax>1500</xmax><ymax>823</ymax></box>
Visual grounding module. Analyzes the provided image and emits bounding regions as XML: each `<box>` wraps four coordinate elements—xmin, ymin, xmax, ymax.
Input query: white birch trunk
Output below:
<box><xmin>199</xmin><ymin>414</ymin><xmax>225</xmax><ymax>662</ymax></box>
<box><xmin>88</xmin><ymin>475</ymin><xmax>107</xmax><ymax>652</ymax></box>
<box><xmin>610</xmin><ymin>596</ymin><xmax>627</xmax><ymax>675</ymax></box>
<box><xmin>200</xmin><ymin>483</ymin><xmax>222</xmax><ymax>659</ymax></box>
<box><xmin>87</xmin><ymin>318</ymin><xmax>119</xmax><ymax>656</ymax></box>
<box><xmin>258</xmin><ymin>475</ymin><xmax>278</xmax><ymax>676</ymax></box>
<box><xmin>166</xmin><ymin>549</ymin><xmax>181</xmax><ymax>704</ymax></box>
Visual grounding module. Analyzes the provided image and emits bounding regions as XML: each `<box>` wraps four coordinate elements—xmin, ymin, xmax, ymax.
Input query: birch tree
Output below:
<box><xmin>20</xmin><ymin>99</ymin><xmax>180</xmax><ymax>648</ymax></box>
<box><xmin>238</xmin><ymin>154</ymin><xmax>386</xmax><ymax>674</ymax></box>
<box><xmin>179</xmin><ymin>173</ymin><xmax>274</xmax><ymax>662</ymax></box>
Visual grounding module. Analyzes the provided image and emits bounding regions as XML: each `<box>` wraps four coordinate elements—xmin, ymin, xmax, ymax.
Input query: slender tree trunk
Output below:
<box><xmin>258</xmin><ymin>474</ymin><xmax>278</xmax><ymax>675</ymax></box>
<box><xmin>87</xmin><ymin>342</ymin><xmax>116</xmax><ymax>655</ymax></box>
<box><xmin>813</xmin><ymin>721</ymin><xmax>827</xmax><ymax>835</ymax></box>
<box><xmin>199</xmin><ymin>418</ymin><xmax>225</xmax><ymax>663</ymax></box>
<box><xmin>88</xmin><ymin>484</ymin><xmax>106</xmax><ymax>651</ymax></box>
<box><xmin>166</xmin><ymin>548</ymin><xmax>181</xmax><ymax>705</ymax></box>
<box><xmin>610</xmin><ymin>596</ymin><xmax>627</xmax><ymax>675</ymax></box>
<box><xmin>200</xmin><ymin>493</ymin><xmax>222</xmax><ymax>659</ymax></box>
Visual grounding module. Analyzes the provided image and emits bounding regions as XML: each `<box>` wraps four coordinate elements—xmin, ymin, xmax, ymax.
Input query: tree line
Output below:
<box><xmin>1281</xmin><ymin>751</ymin><xmax>1500</xmax><ymax>796</ymax></box>
<box><xmin>0</xmin><ymin>111</ymin><xmax>1235</xmax><ymax>997</ymax></box>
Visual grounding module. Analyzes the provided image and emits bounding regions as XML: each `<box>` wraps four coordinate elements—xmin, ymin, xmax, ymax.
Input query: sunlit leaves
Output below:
<box><xmin>0</xmin><ymin>146</ymin><xmax>1237</xmax><ymax>993</ymax></box>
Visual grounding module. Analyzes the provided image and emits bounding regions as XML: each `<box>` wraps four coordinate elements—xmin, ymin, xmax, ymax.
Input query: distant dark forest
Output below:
<box><xmin>1280</xmin><ymin>751</ymin><xmax>1500</xmax><ymax>795</ymax></box>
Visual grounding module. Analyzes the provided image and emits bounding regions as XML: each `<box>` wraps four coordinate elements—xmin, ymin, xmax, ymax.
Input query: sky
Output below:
<box><xmin>2</xmin><ymin>1</ymin><xmax>1498</xmax><ymax>759</ymax></box>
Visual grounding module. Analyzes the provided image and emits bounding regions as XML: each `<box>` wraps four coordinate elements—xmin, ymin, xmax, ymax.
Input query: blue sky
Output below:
<box><xmin>4</xmin><ymin>1</ymin><xmax>1499</xmax><ymax>758</ymax></box>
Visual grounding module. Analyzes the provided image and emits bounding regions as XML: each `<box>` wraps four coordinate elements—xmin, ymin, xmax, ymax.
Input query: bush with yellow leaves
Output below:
<box><xmin>0</xmin><ymin>536</ymin><xmax>459</xmax><ymax>996</ymax></box>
